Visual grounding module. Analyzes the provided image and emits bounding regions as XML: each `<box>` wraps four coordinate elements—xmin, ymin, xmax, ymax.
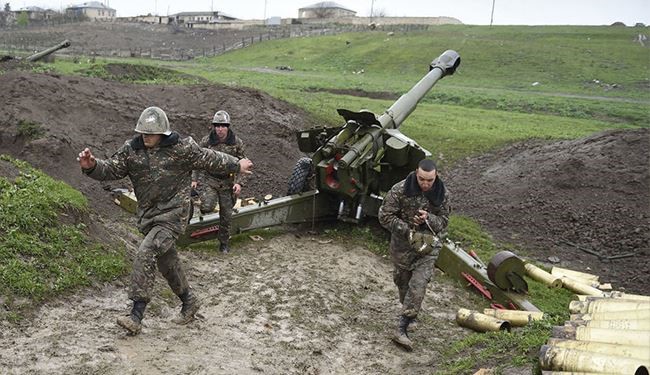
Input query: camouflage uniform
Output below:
<box><xmin>191</xmin><ymin>128</ymin><xmax>245</xmax><ymax>246</ymax></box>
<box><xmin>378</xmin><ymin>171</ymin><xmax>450</xmax><ymax>318</ymax></box>
<box><xmin>83</xmin><ymin>132</ymin><xmax>240</xmax><ymax>302</ymax></box>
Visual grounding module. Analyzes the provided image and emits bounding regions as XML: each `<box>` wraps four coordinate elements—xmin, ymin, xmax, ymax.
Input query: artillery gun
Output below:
<box><xmin>1</xmin><ymin>40</ymin><xmax>70</xmax><ymax>63</ymax></box>
<box><xmin>25</xmin><ymin>40</ymin><xmax>71</xmax><ymax>62</ymax></box>
<box><xmin>178</xmin><ymin>50</ymin><xmax>461</xmax><ymax>245</ymax></box>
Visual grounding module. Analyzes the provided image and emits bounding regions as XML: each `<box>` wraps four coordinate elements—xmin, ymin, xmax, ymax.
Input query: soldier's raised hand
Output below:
<box><xmin>78</xmin><ymin>147</ymin><xmax>96</xmax><ymax>170</ymax></box>
<box><xmin>239</xmin><ymin>158</ymin><xmax>253</xmax><ymax>175</ymax></box>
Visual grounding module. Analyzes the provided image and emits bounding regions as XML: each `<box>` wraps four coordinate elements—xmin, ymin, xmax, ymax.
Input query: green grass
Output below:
<box><xmin>0</xmin><ymin>155</ymin><xmax>127</xmax><ymax>315</ymax></box>
<box><xmin>16</xmin><ymin>119</ymin><xmax>46</xmax><ymax>140</ymax></box>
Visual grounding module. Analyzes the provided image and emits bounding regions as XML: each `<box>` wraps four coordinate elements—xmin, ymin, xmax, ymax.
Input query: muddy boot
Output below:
<box><xmin>172</xmin><ymin>290</ymin><xmax>201</xmax><ymax>325</ymax></box>
<box><xmin>392</xmin><ymin>315</ymin><xmax>413</xmax><ymax>351</ymax></box>
<box><xmin>117</xmin><ymin>300</ymin><xmax>146</xmax><ymax>335</ymax></box>
<box><xmin>219</xmin><ymin>242</ymin><xmax>230</xmax><ymax>254</ymax></box>
<box><xmin>408</xmin><ymin>317</ymin><xmax>418</xmax><ymax>331</ymax></box>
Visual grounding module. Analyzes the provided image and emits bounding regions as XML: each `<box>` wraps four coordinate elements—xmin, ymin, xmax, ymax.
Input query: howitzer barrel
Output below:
<box><xmin>26</xmin><ymin>40</ymin><xmax>71</xmax><ymax>62</ymax></box>
<box><xmin>337</xmin><ymin>50</ymin><xmax>460</xmax><ymax>169</ymax></box>
<box><xmin>381</xmin><ymin>49</ymin><xmax>460</xmax><ymax>129</ymax></box>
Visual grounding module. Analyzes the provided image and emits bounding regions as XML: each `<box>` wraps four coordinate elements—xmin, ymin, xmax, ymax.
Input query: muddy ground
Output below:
<box><xmin>0</xmin><ymin>60</ymin><xmax>648</xmax><ymax>374</ymax></box>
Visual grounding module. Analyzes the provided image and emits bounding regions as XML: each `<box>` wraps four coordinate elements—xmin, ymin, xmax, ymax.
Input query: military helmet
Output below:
<box><xmin>212</xmin><ymin>110</ymin><xmax>230</xmax><ymax>125</ymax></box>
<box><xmin>135</xmin><ymin>106</ymin><xmax>171</xmax><ymax>135</ymax></box>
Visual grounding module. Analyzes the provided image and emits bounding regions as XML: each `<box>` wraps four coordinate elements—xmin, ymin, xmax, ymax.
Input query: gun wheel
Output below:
<box><xmin>286</xmin><ymin>157</ymin><xmax>313</xmax><ymax>195</ymax></box>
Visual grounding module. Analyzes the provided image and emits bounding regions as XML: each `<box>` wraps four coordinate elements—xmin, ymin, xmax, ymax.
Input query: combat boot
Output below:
<box><xmin>219</xmin><ymin>242</ymin><xmax>230</xmax><ymax>254</ymax></box>
<box><xmin>392</xmin><ymin>315</ymin><xmax>413</xmax><ymax>351</ymax></box>
<box><xmin>408</xmin><ymin>317</ymin><xmax>418</xmax><ymax>331</ymax></box>
<box><xmin>172</xmin><ymin>290</ymin><xmax>201</xmax><ymax>325</ymax></box>
<box><xmin>117</xmin><ymin>300</ymin><xmax>146</xmax><ymax>335</ymax></box>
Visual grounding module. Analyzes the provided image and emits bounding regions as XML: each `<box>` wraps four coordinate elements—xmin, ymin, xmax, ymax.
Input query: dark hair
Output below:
<box><xmin>418</xmin><ymin>159</ymin><xmax>437</xmax><ymax>172</ymax></box>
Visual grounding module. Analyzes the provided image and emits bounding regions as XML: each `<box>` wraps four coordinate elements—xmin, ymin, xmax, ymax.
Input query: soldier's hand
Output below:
<box><xmin>239</xmin><ymin>158</ymin><xmax>253</xmax><ymax>175</ymax></box>
<box><xmin>233</xmin><ymin>183</ymin><xmax>241</xmax><ymax>197</ymax></box>
<box><xmin>191</xmin><ymin>180</ymin><xmax>198</xmax><ymax>189</ymax></box>
<box><xmin>77</xmin><ymin>147</ymin><xmax>96</xmax><ymax>170</ymax></box>
<box><xmin>413</xmin><ymin>209</ymin><xmax>428</xmax><ymax>226</ymax></box>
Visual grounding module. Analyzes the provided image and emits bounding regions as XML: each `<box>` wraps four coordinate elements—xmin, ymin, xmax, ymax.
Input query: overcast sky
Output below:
<box><xmin>6</xmin><ymin>0</ymin><xmax>650</xmax><ymax>26</ymax></box>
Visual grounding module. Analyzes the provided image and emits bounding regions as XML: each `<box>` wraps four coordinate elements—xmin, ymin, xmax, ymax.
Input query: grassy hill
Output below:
<box><xmin>167</xmin><ymin>25</ymin><xmax>648</xmax><ymax>166</ymax></box>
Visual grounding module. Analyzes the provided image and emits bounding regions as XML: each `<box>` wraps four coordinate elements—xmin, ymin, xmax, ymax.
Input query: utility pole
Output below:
<box><xmin>490</xmin><ymin>0</ymin><xmax>495</xmax><ymax>27</ymax></box>
<box><xmin>370</xmin><ymin>0</ymin><xmax>374</xmax><ymax>24</ymax></box>
<box><xmin>264</xmin><ymin>0</ymin><xmax>268</xmax><ymax>24</ymax></box>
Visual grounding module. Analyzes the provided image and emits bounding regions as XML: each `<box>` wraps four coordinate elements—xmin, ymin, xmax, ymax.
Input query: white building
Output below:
<box><xmin>66</xmin><ymin>1</ymin><xmax>116</xmax><ymax>20</ymax></box>
<box><xmin>298</xmin><ymin>1</ymin><xmax>356</xmax><ymax>19</ymax></box>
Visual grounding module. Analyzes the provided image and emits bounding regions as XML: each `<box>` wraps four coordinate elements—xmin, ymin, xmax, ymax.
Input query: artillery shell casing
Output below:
<box><xmin>546</xmin><ymin>338</ymin><xmax>650</xmax><ymax>361</ymax></box>
<box><xmin>456</xmin><ymin>308</ymin><xmax>511</xmax><ymax>332</ymax></box>
<box><xmin>565</xmin><ymin>319</ymin><xmax>650</xmax><ymax>331</ymax></box>
<box><xmin>539</xmin><ymin>345</ymin><xmax>648</xmax><ymax>374</ymax></box>
<box><xmin>571</xmin><ymin>309</ymin><xmax>650</xmax><ymax>321</ymax></box>
<box><xmin>560</xmin><ymin>277</ymin><xmax>604</xmax><ymax>297</ymax></box>
<box><xmin>538</xmin><ymin>345</ymin><xmax>649</xmax><ymax>374</ymax></box>
<box><xmin>551</xmin><ymin>266</ymin><xmax>600</xmax><ymax>283</ymax></box>
<box><xmin>607</xmin><ymin>292</ymin><xmax>650</xmax><ymax>301</ymax></box>
<box><xmin>525</xmin><ymin>263</ymin><xmax>563</xmax><ymax>288</ymax></box>
<box><xmin>552</xmin><ymin>325</ymin><xmax>650</xmax><ymax>347</ymax></box>
<box><xmin>482</xmin><ymin>308</ymin><xmax>544</xmax><ymax>327</ymax></box>
<box><xmin>569</xmin><ymin>299</ymin><xmax>650</xmax><ymax>314</ymax></box>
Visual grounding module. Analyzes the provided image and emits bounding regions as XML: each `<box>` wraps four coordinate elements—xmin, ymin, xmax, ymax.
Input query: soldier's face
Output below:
<box><xmin>214</xmin><ymin>124</ymin><xmax>229</xmax><ymax>140</ymax></box>
<box><xmin>142</xmin><ymin>134</ymin><xmax>163</xmax><ymax>148</ymax></box>
<box><xmin>416</xmin><ymin>168</ymin><xmax>437</xmax><ymax>192</ymax></box>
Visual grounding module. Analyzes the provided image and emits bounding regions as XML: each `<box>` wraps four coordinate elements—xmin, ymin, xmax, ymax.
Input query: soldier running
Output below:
<box><xmin>191</xmin><ymin>110</ymin><xmax>246</xmax><ymax>254</ymax></box>
<box><xmin>78</xmin><ymin>106</ymin><xmax>253</xmax><ymax>335</ymax></box>
<box><xmin>378</xmin><ymin>158</ymin><xmax>450</xmax><ymax>350</ymax></box>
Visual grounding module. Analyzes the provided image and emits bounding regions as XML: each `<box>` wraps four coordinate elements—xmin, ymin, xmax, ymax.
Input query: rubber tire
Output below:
<box><xmin>287</xmin><ymin>157</ymin><xmax>313</xmax><ymax>195</ymax></box>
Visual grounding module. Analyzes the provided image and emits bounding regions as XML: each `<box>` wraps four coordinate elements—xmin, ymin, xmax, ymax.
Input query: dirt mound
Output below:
<box><xmin>0</xmin><ymin>70</ymin><xmax>316</xmax><ymax>217</ymax></box>
<box><xmin>446</xmin><ymin>128</ymin><xmax>650</xmax><ymax>294</ymax></box>
<box><xmin>79</xmin><ymin>63</ymin><xmax>208</xmax><ymax>84</ymax></box>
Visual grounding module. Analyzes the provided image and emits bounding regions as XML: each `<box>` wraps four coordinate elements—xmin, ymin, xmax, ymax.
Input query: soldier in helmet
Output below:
<box><xmin>378</xmin><ymin>159</ymin><xmax>450</xmax><ymax>351</ymax></box>
<box><xmin>78</xmin><ymin>106</ymin><xmax>253</xmax><ymax>335</ymax></box>
<box><xmin>191</xmin><ymin>110</ymin><xmax>246</xmax><ymax>254</ymax></box>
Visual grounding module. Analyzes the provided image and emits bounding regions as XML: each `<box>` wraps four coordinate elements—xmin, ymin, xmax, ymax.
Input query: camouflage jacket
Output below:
<box><xmin>83</xmin><ymin>132</ymin><xmax>240</xmax><ymax>236</ymax></box>
<box><xmin>191</xmin><ymin>128</ymin><xmax>246</xmax><ymax>190</ymax></box>
<box><xmin>378</xmin><ymin>171</ymin><xmax>450</xmax><ymax>262</ymax></box>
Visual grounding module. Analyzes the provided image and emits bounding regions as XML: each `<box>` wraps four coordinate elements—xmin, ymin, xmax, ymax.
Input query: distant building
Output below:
<box><xmin>66</xmin><ymin>1</ymin><xmax>116</xmax><ymax>20</ymax></box>
<box><xmin>13</xmin><ymin>6</ymin><xmax>57</xmax><ymax>21</ymax></box>
<box><xmin>121</xmin><ymin>14</ymin><xmax>172</xmax><ymax>24</ymax></box>
<box><xmin>298</xmin><ymin>1</ymin><xmax>356</xmax><ymax>19</ymax></box>
<box><xmin>172</xmin><ymin>11</ymin><xmax>237</xmax><ymax>27</ymax></box>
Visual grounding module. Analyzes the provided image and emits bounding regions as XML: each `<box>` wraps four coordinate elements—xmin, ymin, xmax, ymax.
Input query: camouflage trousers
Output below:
<box><xmin>129</xmin><ymin>226</ymin><xmax>189</xmax><ymax>302</ymax></box>
<box><xmin>393</xmin><ymin>254</ymin><xmax>436</xmax><ymax>318</ymax></box>
<box><xmin>199</xmin><ymin>186</ymin><xmax>234</xmax><ymax>244</ymax></box>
